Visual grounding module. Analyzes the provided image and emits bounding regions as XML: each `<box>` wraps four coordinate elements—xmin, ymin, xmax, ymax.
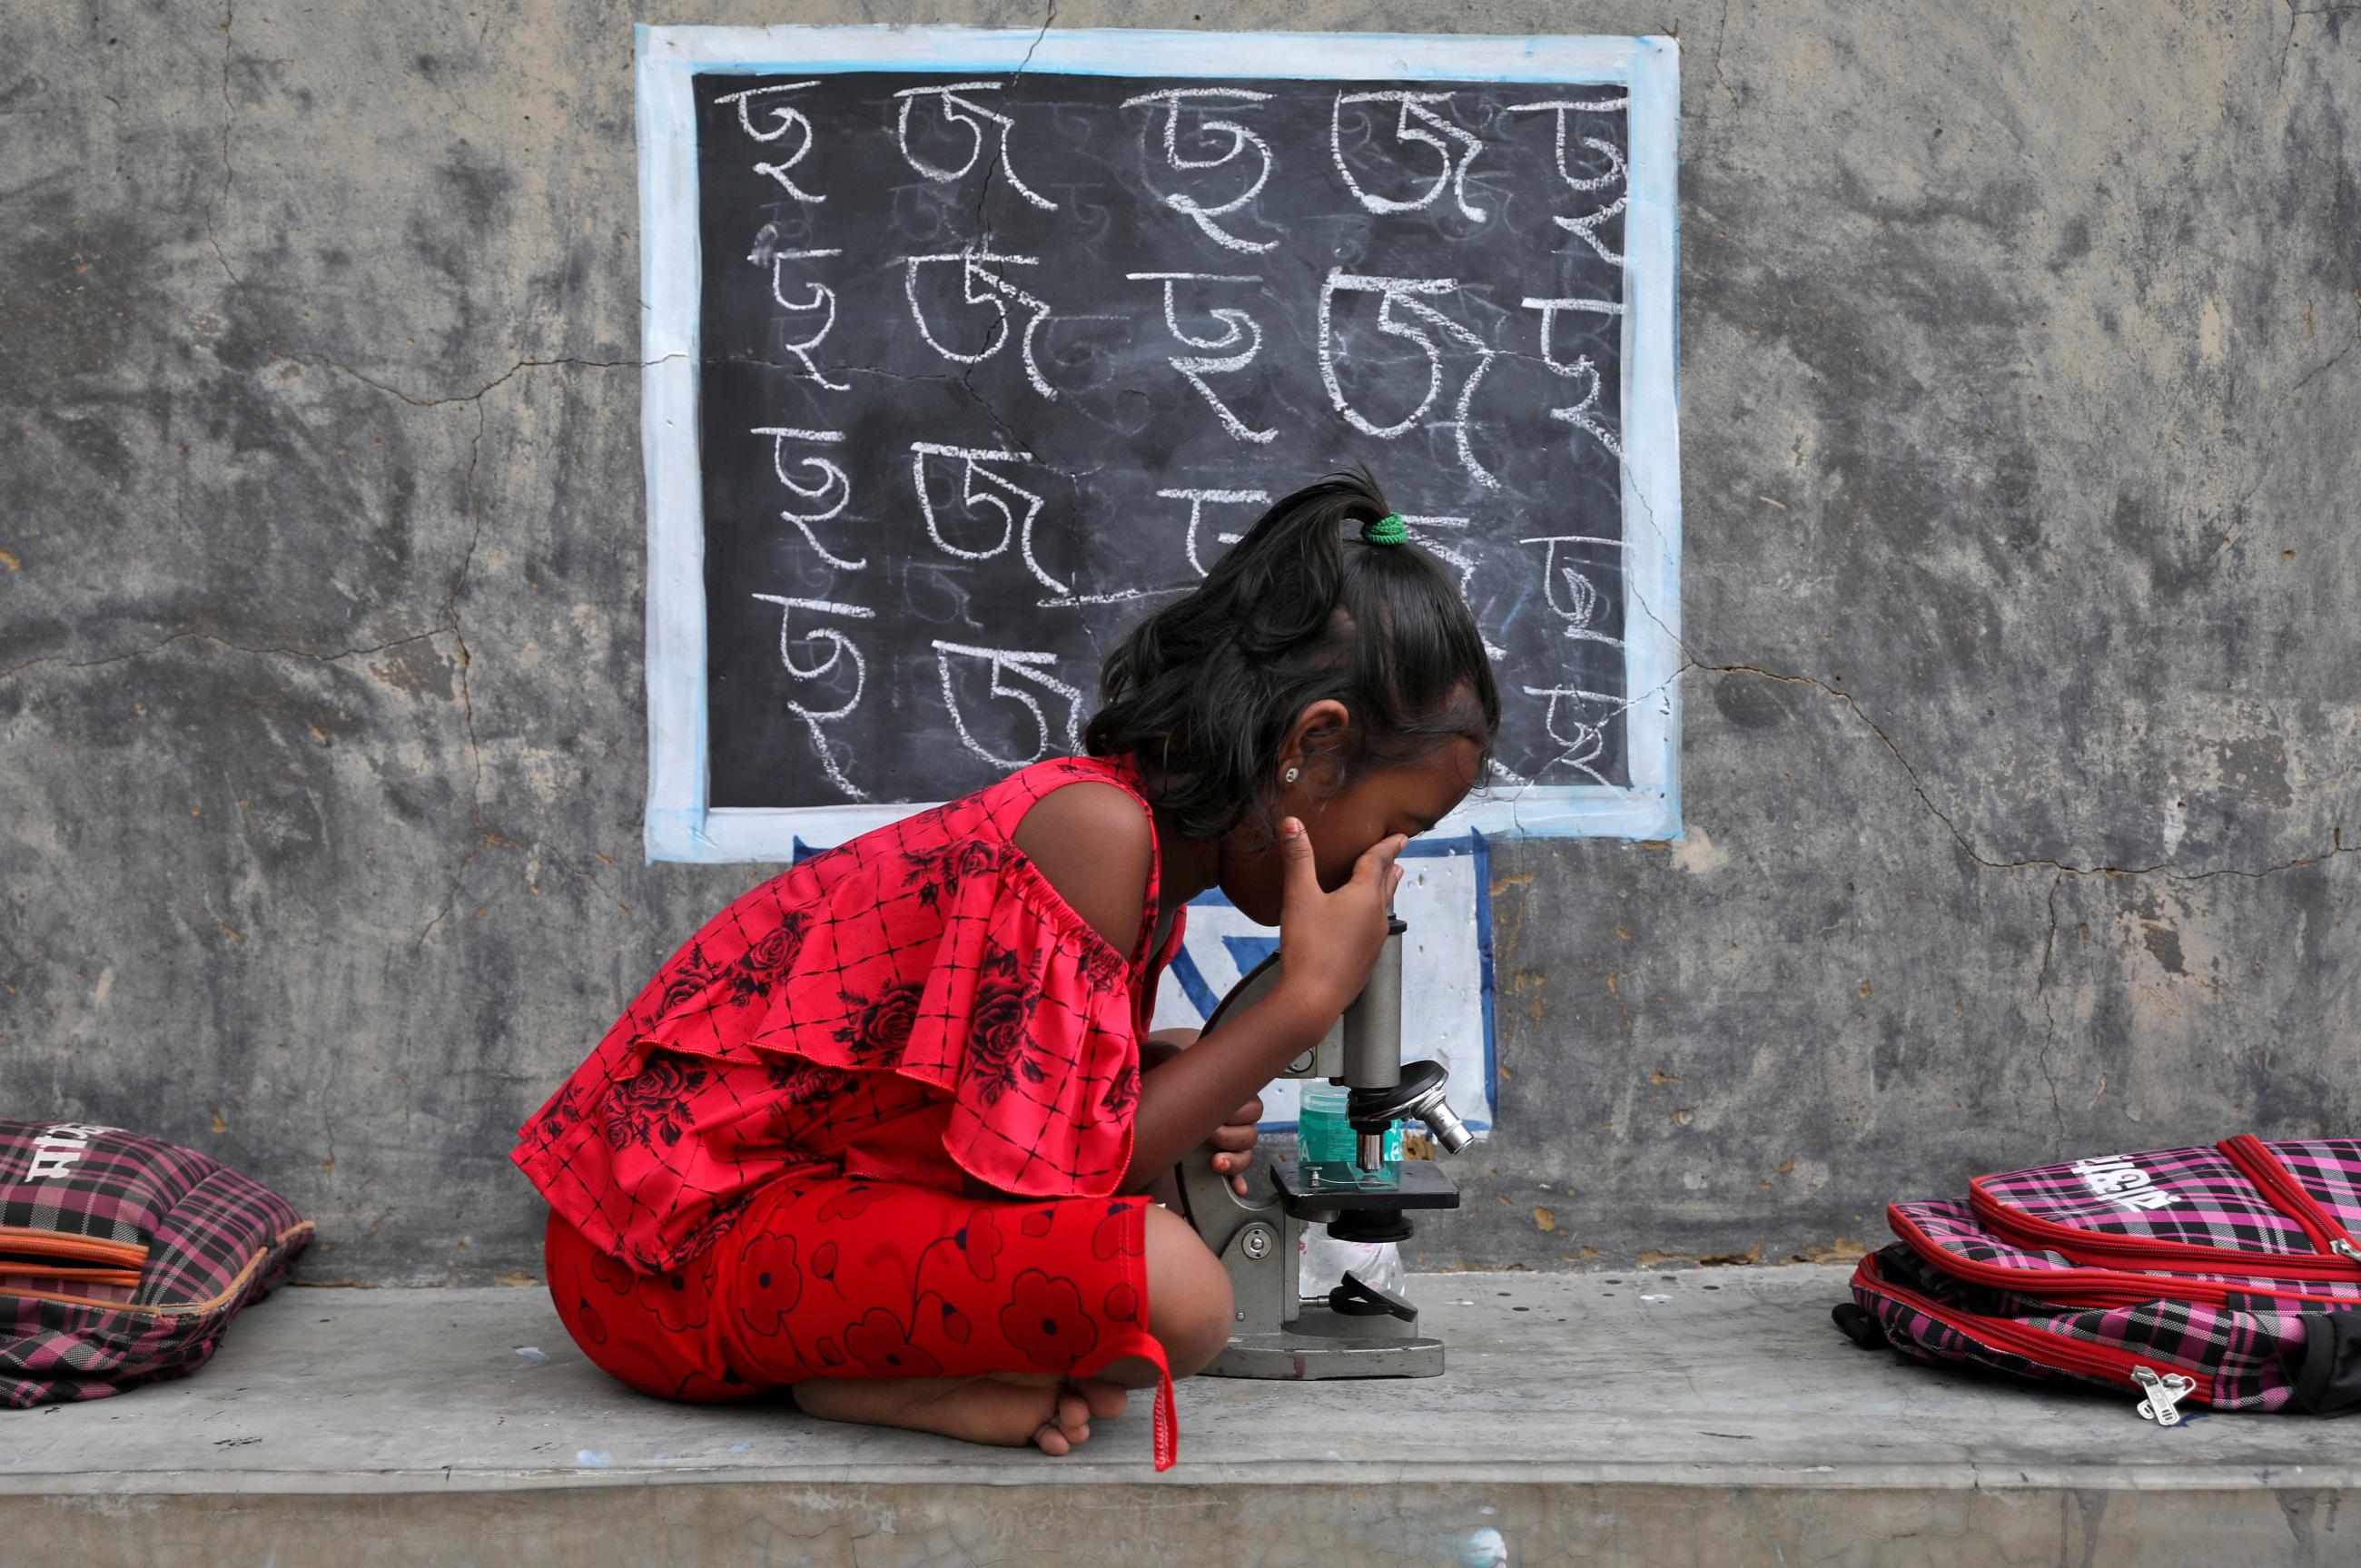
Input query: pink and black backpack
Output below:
<box><xmin>1</xmin><ymin>1119</ymin><xmax>312</xmax><ymax>1406</ymax></box>
<box><xmin>1840</xmin><ymin>1136</ymin><xmax>2361</xmax><ymax>1423</ymax></box>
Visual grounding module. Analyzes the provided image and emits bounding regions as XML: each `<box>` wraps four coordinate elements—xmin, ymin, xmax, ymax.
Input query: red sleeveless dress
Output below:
<box><xmin>511</xmin><ymin>755</ymin><xmax>1186</xmax><ymax>1467</ymax></box>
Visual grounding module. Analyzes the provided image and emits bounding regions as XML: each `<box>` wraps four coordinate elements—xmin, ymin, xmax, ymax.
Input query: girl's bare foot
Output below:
<box><xmin>1068</xmin><ymin>1376</ymin><xmax>1129</xmax><ymax>1421</ymax></box>
<box><xmin>794</xmin><ymin>1372</ymin><xmax>1129</xmax><ymax>1455</ymax></box>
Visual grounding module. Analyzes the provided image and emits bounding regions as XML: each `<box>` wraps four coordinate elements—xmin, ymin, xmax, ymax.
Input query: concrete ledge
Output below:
<box><xmin>5</xmin><ymin>1266</ymin><xmax>2356</xmax><ymax>1565</ymax></box>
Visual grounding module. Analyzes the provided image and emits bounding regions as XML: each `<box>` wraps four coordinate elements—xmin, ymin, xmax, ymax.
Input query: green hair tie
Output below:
<box><xmin>1361</xmin><ymin>512</ymin><xmax>1410</xmax><ymax>547</ymax></box>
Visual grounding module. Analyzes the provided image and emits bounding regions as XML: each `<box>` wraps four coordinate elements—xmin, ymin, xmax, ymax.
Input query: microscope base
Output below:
<box><xmin>1202</xmin><ymin>1293</ymin><xmax>1447</xmax><ymax>1380</ymax></box>
<box><xmin>1206</xmin><ymin>1327</ymin><xmax>1446</xmax><ymax>1380</ymax></box>
<box><xmin>1184</xmin><ymin>1160</ymin><xmax>1463</xmax><ymax>1382</ymax></box>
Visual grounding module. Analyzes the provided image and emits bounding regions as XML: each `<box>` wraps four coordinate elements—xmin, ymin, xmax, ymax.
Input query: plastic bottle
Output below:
<box><xmin>1299</xmin><ymin>1221</ymin><xmax>1408</xmax><ymax>1300</ymax></box>
<box><xmin>1297</xmin><ymin>1082</ymin><xmax>1402</xmax><ymax>1188</ymax></box>
<box><xmin>1296</xmin><ymin>1083</ymin><xmax>1408</xmax><ymax>1300</ymax></box>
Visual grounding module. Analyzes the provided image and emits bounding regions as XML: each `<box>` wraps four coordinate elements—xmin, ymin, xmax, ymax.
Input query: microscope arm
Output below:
<box><xmin>1118</xmin><ymin>979</ymin><xmax>1334</xmax><ymax>1191</ymax></box>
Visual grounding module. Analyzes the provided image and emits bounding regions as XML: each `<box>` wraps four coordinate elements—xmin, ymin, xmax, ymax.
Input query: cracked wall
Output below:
<box><xmin>2</xmin><ymin>0</ymin><xmax>2356</xmax><ymax>1280</ymax></box>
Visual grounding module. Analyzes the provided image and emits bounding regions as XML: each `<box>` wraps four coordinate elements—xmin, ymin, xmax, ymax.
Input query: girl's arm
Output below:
<box><xmin>1014</xmin><ymin>786</ymin><xmax>1404</xmax><ymax>1192</ymax></box>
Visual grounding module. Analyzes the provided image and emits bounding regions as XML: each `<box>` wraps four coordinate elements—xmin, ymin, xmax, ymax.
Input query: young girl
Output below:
<box><xmin>511</xmin><ymin>468</ymin><xmax>1500</xmax><ymax>1469</ymax></box>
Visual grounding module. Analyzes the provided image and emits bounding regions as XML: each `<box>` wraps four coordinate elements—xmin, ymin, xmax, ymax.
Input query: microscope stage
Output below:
<box><xmin>1268</xmin><ymin>1159</ymin><xmax>1461</xmax><ymax>1212</ymax></box>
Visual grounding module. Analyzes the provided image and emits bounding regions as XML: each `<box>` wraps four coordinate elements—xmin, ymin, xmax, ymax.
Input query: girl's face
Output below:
<box><xmin>1217</xmin><ymin>715</ymin><xmax>1484</xmax><ymax>926</ymax></box>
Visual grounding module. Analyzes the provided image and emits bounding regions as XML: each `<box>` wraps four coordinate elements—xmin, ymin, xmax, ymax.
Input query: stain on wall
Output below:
<box><xmin>2</xmin><ymin>1</ymin><xmax>2354</xmax><ymax>1279</ymax></box>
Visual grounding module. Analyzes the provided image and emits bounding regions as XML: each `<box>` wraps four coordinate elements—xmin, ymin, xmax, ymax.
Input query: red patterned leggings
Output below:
<box><xmin>542</xmin><ymin>1175</ymin><xmax>1175</xmax><ymax>1466</ymax></box>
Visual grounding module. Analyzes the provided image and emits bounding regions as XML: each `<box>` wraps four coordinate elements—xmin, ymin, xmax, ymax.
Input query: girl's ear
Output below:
<box><xmin>1279</xmin><ymin>698</ymin><xmax>1352</xmax><ymax>774</ymax></box>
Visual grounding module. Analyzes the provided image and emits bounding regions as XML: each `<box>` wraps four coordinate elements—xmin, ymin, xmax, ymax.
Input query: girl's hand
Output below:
<box><xmin>1115</xmin><ymin>836</ymin><xmax>1401</xmax><ymax>1195</ymax></box>
<box><xmin>1273</xmin><ymin>817</ymin><xmax>1408</xmax><ymax>1021</ymax></box>
<box><xmin>1145</xmin><ymin>1030</ymin><xmax>1260</xmax><ymax>1197</ymax></box>
<box><xmin>1208</xmin><ymin>1092</ymin><xmax>1263</xmax><ymax>1197</ymax></box>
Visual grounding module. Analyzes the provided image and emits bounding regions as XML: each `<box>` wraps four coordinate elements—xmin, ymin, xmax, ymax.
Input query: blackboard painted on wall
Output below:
<box><xmin>637</xmin><ymin>25</ymin><xmax>1682</xmax><ymax>861</ymax></box>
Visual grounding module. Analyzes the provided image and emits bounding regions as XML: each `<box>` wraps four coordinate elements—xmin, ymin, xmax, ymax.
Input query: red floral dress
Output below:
<box><xmin>512</xmin><ymin>755</ymin><xmax>1186</xmax><ymax>1467</ymax></box>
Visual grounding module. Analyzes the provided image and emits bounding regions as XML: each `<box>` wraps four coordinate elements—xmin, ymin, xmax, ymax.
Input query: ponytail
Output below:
<box><xmin>1084</xmin><ymin>463</ymin><xmax>1501</xmax><ymax>840</ymax></box>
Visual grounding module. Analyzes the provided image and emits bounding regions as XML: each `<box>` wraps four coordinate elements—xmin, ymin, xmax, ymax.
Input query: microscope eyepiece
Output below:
<box><xmin>1420</xmin><ymin>1100</ymin><xmax>1475</xmax><ymax>1154</ymax></box>
<box><xmin>1347</xmin><ymin>1060</ymin><xmax>1473</xmax><ymax>1153</ymax></box>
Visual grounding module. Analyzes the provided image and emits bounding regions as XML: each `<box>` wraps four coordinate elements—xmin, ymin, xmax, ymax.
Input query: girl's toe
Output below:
<box><xmin>1032</xmin><ymin>1421</ymin><xmax>1072</xmax><ymax>1456</ymax></box>
<box><xmin>1071</xmin><ymin>1377</ymin><xmax>1129</xmax><ymax>1420</ymax></box>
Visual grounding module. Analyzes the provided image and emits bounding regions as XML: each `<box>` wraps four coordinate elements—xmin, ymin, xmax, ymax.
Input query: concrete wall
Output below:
<box><xmin>4</xmin><ymin>1</ymin><xmax>2354</xmax><ymax>1283</ymax></box>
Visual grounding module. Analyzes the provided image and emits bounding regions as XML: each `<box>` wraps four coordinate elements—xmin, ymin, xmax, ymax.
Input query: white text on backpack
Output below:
<box><xmin>24</xmin><ymin>1122</ymin><xmax>116</xmax><ymax>1182</ymax></box>
<box><xmin>2071</xmin><ymin>1155</ymin><xmax>2180</xmax><ymax>1211</ymax></box>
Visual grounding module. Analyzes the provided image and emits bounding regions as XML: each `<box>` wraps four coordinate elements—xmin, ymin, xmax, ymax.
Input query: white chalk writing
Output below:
<box><xmin>910</xmin><ymin>442</ymin><xmax>1066</xmax><ymax>595</ymax></box>
<box><xmin>902</xmin><ymin>247</ymin><xmax>1059</xmax><ymax>399</ymax></box>
<box><xmin>1521</xmin><ymin>295</ymin><xmax>1626</xmax><ymax>461</ymax></box>
<box><xmin>1161</xmin><ymin>487</ymin><xmax>1270</xmax><ymax>577</ymax></box>
<box><xmin>1519</xmin><ymin>534</ymin><xmax>1627</xmax><ymax>649</ymax></box>
<box><xmin>1507</xmin><ymin>97</ymin><xmax>1628</xmax><ymax>264</ymax></box>
<box><xmin>761</xmin><ymin>248</ymin><xmax>850</xmax><ymax>390</ymax></box>
<box><xmin>752</xmin><ymin>596</ymin><xmax>876</xmax><ymax>801</ymax></box>
<box><xmin>1330</xmin><ymin>90</ymin><xmax>1487</xmax><ymax>222</ymax></box>
<box><xmin>714</xmin><ymin>82</ymin><xmax>829</xmax><ymax>202</ymax></box>
<box><xmin>1129</xmin><ymin>272</ymin><xmax>1275</xmax><ymax>444</ymax></box>
<box><xmin>1120</xmin><ymin>87</ymin><xmax>1278</xmax><ymax>254</ymax></box>
<box><xmin>1520</xmin><ymin>685</ymin><xmax>1617</xmax><ymax>785</ymax></box>
<box><xmin>933</xmin><ymin>642</ymin><xmax>1087</xmax><ymax>767</ymax></box>
<box><xmin>753</xmin><ymin>428</ymin><xmax>866</xmax><ymax>571</ymax></box>
<box><xmin>688</xmin><ymin>70</ymin><xmax>1646</xmax><ymax>804</ymax></box>
<box><xmin>893</xmin><ymin>81</ymin><xmax>1059</xmax><ymax>211</ymax></box>
<box><xmin>1318</xmin><ymin>269</ymin><xmax>1500</xmax><ymax>490</ymax></box>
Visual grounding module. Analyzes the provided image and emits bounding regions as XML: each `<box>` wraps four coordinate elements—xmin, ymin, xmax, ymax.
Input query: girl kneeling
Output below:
<box><xmin>512</xmin><ymin>468</ymin><xmax>1500</xmax><ymax>1466</ymax></box>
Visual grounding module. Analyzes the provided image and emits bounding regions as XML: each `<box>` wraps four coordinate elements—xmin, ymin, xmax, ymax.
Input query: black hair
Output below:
<box><xmin>1083</xmin><ymin>463</ymin><xmax>1501</xmax><ymax>842</ymax></box>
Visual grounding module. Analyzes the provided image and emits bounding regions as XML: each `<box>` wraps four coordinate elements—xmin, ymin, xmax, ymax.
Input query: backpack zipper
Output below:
<box><xmin>1854</xmin><ymin>1252</ymin><xmax>2217</xmax><ymax>1422</ymax></box>
<box><xmin>1887</xmin><ymin>1205</ymin><xmax>2361</xmax><ymax>1311</ymax></box>
<box><xmin>0</xmin><ymin>1226</ymin><xmax>147</xmax><ymax>1272</ymax></box>
<box><xmin>0</xmin><ymin>1259</ymin><xmax>143</xmax><ymax>1289</ymax></box>
<box><xmin>1967</xmin><ymin>1180</ymin><xmax>2361</xmax><ymax>1283</ymax></box>
<box><xmin>2217</xmin><ymin>1136</ymin><xmax>2361</xmax><ymax>1272</ymax></box>
<box><xmin>2131</xmin><ymin>1366</ymin><xmax>2198</xmax><ymax>1425</ymax></box>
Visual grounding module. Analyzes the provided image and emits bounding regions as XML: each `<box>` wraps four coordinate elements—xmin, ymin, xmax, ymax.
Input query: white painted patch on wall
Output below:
<box><xmin>1460</xmin><ymin>1525</ymin><xmax>1509</xmax><ymax>1567</ymax></box>
<box><xmin>1672</xmin><ymin>824</ymin><xmax>1728</xmax><ymax>875</ymax></box>
<box><xmin>1149</xmin><ymin>835</ymin><xmax>1496</xmax><ymax>1135</ymax></box>
<box><xmin>2161</xmin><ymin>781</ymin><xmax>2186</xmax><ymax>857</ymax></box>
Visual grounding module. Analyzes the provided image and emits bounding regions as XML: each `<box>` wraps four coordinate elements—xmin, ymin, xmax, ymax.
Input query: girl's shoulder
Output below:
<box><xmin>974</xmin><ymin>754</ymin><xmax>1154</xmax><ymax>837</ymax></box>
<box><xmin>770</xmin><ymin>756</ymin><xmax>1148</xmax><ymax>879</ymax></box>
<box><xmin>686</xmin><ymin>756</ymin><xmax>1157</xmax><ymax>956</ymax></box>
<box><xmin>1003</xmin><ymin>758</ymin><xmax>1161</xmax><ymax>958</ymax></box>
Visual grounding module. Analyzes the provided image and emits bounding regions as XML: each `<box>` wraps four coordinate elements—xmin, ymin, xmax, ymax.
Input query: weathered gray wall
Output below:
<box><xmin>3</xmin><ymin>1</ymin><xmax>2354</xmax><ymax>1282</ymax></box>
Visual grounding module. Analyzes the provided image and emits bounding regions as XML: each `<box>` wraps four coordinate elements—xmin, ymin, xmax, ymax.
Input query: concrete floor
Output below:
<box><xmin>5</xmin><ymin>1266</ymin><xmax>2356</xmax><ymax>1565</ymax></box>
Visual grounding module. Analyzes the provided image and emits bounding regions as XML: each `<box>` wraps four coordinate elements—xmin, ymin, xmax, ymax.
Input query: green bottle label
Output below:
<box><xmin>1299</xmin><ymin>1093</ymin><xmax>1404</xmax><ymax>1167</ymax></box>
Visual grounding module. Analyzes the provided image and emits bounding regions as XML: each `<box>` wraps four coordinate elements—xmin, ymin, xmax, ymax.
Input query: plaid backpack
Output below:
<box><xmin>1</xmin><ymin>1119</ymin><xmax>312</xmax><ymax>1406</ymax></box>
<box><xmin>1839</xmin><ymin>1136</ymin><xmax>2361</xmax><ymax>1425</ymax></box>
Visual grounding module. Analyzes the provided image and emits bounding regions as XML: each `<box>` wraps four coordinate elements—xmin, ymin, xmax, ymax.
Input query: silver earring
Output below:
<box><xmin>1283</xmin><ymin>766</ymin><xmax>1299</xmax><ymax>784</ymax></box>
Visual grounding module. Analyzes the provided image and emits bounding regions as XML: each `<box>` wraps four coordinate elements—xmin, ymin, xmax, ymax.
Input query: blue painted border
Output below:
<box><xmin>638</xmin><ymin>25</ymin><xmax>1683</xmax><ymax>862</ymax></box>
<box><xmin>1469</xmin><ymin>829</ymin><xmax>1498</xmax><ymax>1121</ymax></box>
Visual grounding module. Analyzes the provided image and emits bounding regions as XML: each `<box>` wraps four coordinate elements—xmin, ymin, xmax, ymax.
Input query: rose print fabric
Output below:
<box><xmin>543</xmin><ymin>1174</ymin><xmax>1178</xmax><ymax>1469</ymax></box>
<box><xmin>510</xmin><ymin>755</ymin><xmax>1185</xmax><ymax>1278</ymax></box>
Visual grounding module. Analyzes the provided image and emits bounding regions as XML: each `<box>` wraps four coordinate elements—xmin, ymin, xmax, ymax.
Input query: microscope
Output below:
<box><xmin>1174</xmin><ymin>917</ymin><xmax>1474</xmax><ymax>1377</ymax></box>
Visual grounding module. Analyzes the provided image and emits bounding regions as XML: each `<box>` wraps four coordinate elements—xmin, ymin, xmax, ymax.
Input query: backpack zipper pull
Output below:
<box><xmin>2331</xmin><ymin>1238</ymin><xmax>2361</xmax><ymax>1266</ymax></box>
<box><xmin>2132</xmin><ymin>1366</ymin><xmax>2194</xmax><ymax>1426</ymax></box>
